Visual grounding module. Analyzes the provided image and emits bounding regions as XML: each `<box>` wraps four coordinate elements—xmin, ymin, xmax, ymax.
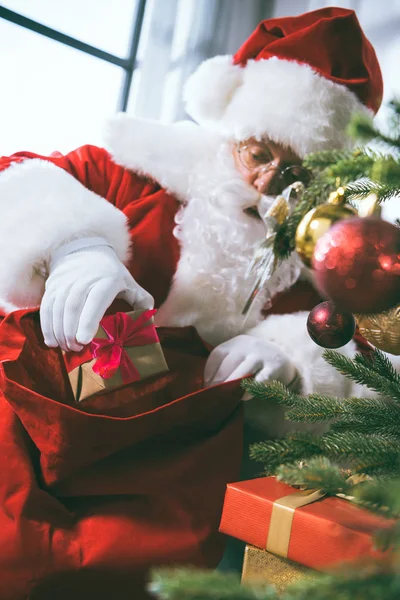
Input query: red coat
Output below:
<box><xmin>0</xmin><ymin>146</ymin><xmax>249</xmax><ymax>599</ymax></box>
<box><xmin>0</xmin><ymin>145</ymin><xmax>337</xmax><ymax>599</ymax></box>
<box><xmin>0</xmin><ymin>145</ymin><xmax>181</xmax><ymax>309</ymax></box>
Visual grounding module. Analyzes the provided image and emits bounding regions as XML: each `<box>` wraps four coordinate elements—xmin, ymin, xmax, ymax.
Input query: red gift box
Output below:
<box><xmin>219</xmin><ymin>477</ymin><xmax>393</xmax><ymax>571</ymax></box>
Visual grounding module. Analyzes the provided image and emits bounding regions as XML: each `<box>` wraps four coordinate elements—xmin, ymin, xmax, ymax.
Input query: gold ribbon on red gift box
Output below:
<box><xmin>265</xmin><ymin>474</ymin><xmax>371</xmax><ymax>558</ymax></box>
<box><xmin>219</xmin><ymin>477</ymin><xmax>393</xmax><ymax>570</ymax></box>
<box><xmin>266</xmin><ymin>488</ymin><xmax>325</xmax><ymax>558</ymax></box>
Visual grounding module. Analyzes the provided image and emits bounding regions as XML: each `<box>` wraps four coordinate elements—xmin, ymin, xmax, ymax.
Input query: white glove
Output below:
<box><xmin>40</xmin><ymin>237</ymin><xmax>154</xmax><ymax>352</ymax></box>
<box><xmin>204</xmin><ymin>334</ymin><xmax>297</xmax><ymax>388</ymax></box>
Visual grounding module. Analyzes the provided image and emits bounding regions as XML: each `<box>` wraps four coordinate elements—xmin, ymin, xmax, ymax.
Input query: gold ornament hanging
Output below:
<box><xmin>356</xmin><ymin>305</ymin><xmax>400</xmax><ymax>355</ymax></box>
<box><xmin>295</xmin><ymin>186</ymin><xmax>357</xmax><ymax>267</ymax></box>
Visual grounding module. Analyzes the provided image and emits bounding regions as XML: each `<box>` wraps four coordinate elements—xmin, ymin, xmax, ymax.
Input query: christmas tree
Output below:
<box><xmin>274</xmin><ymin>98</ymin><xmax>400</xmax><ymax>263</ymax></box>
<box><xmin>149</xmin><ymin>101</ymin><xmax>400</xmax><ymax>599</ymax></box>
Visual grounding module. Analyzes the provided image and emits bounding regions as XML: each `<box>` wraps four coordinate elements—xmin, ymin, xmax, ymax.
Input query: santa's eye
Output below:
<box><xmin>250</xmin><ymin>151</ymin><xmax>270</xmax><ymax>163</ymax></box>
<box><xmin>240</xmin><ymin>145</ymin><xmax>273</xmax><ymax>169</ymax></box>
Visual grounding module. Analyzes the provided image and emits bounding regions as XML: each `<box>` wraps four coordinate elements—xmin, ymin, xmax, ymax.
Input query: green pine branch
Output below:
<box><xmin>243</xmin><ymin>377</ymin><xmax>400</xmax><ymax>427</ymax></box>
<box><xmin>353</xmin><ymin>351</ymin><xmax>400</xmax><ymax>386</ymax></box>
<box><xmin>328</xmin><ymin>154</ymin><xmax>376</xmax><ymax>181</ymax></box>
<box><xmin>351</xmin><ymin>478</ymin><xmax>400</xmax><ymax>521</ymax></box>
<box><xmin>370</xmin><ymin>156</ymin><xmax>400</xmax><ymax>185</ymax></box>
<box><xmin>348</xmin><ymin>111</ymin><xmax>400</xmax><ymax>150</ymax></box>
<box><xmin>250</xmin><ymin>430</ymin><xmax>400</xmax><ymax>475</ymax></box>
<box><xmin>276</xmin><ymin>457</ymin><xmax>352</xmax><ymax>496</ymax></box>
<box><xmin>323</xmin><ymin>350</ymin><xmax>400</xmax><ymax>402</ymax></box>
<box><xmin>241</xmin><ymin>379</ymin><xmax>298</xmax><ymax>406</ymax></box>
<box><xmin>302</xmin><ymin>150</ymin><xmax>352</xmax><ymax>169</ymax></box>
<box><xmin>351</xmin><ymin>457</ymin><xmax>400</xmax><ymax>479</ymax></box>
<box><xmin>249</xmin><ymin>434</ymin><xmax>323</xmax><ymax>475</ymax></box>
<box><xmin>150</xmin><ymin>566</ymin><xmax>400</xmax><ymax>600</ymax></box>
<box><xmin>283</xmin><ymin>569</ymin><xmax>400</xmax><ymax>600</ymax></box>
<box><xmin>149</xmin><ymin>568</ymin><xmax>275</xmax><ymax>600</ymax></box>
<box><xmin>328</xmin><ymin>395</ymin><xmax>400</xmax><ymax>426</ymax></box>
<box><xmin>284</xmin><ymin>394</ymin><xmax>348</xmax><ymax>423</ymax></box>
<box><xmin>389</xmin><ymin>98</ymin><xmax>400</xmax><ymax>117</ymax></box>
<box><xmin>287</xmin><ymin>395</ymin><xmax>400</xmax><ymax>426</ymax></box>
<box><xmin>272</xmin><ymin>99</ymin><xmax>400</xmax><ymax>260</ymax></box>
<box><xmin>346</xmin><ymin>113</ymin><xmax>377</xmax><ymax>142</ymax></box>
<box><xmin>310</xmin><ymin>431</ymin><xmax>399</xmax><ymax>463</ymax></box>
<box><xmin>275</xmin><ymin>458</ymin><xmax>400</xmax><ymax>510</ymax></box>
<box><xmin>345</xmin><ymin>180</ymin><xmax>400</xmax><ymax>203</ymax></box>
<box><xmin>374</xmin><ymin>522</ymin><xmax>400</xmax><ymax>554</ymax></box>
<box><xmin>329</xmin><ymin>421</ymin><xmax>400</xmax><ymax>439</ymax></box>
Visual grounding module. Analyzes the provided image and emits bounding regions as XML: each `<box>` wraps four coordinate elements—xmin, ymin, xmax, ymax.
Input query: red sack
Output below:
<box><xmin>0</xmin><ymin>310</ymin><xmax>243</xmax><ymax>600</ymax></box>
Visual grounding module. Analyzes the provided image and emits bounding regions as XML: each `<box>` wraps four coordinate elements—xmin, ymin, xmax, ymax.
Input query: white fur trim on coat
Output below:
<box><xmin>104</xmin><ymin>113</ymin><xmax>220</xmax><ymax>201</ymax></box>
<box><xmin>0</xmin><ymin>159</ymin><xmax>130</xmax><ymax>312</ymax></box>
<box><xmin>184</xmin><ymin>55</ymin><xmax>371</xmax><ymax>158</ymax></box>
<box><xmin>183</xmin><ymin>55</ymin><xmax>243</xmax><ymax>124</ymax></box>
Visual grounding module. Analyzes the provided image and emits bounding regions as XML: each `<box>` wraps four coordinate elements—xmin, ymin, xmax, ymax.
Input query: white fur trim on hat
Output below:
<box><xmin>184</xmin><ymin>55</ymin><xmax>371</xmax><ymax>158</ymax></box>
<box><xmin>183</xmin><ymin>55</ymin><xmax>244</xmax><ymax>124</ymax></box>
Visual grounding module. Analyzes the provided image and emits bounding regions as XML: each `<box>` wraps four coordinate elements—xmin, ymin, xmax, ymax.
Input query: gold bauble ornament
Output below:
<box><xmin>356</xmin><ymin>305</ymin><xmax>400</xmax><ymax>355</ymax></box>
<box><xmin>295</xmin><ymin>187</ymin><xmax>357</xmax><ymax>267</ymax></box>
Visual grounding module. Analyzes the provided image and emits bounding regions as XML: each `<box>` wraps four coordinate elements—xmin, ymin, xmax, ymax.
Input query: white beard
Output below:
<box><xmin>155</xmin><ymin>142</ymin><xmax>302</xmax><ymax>345</ymax></box>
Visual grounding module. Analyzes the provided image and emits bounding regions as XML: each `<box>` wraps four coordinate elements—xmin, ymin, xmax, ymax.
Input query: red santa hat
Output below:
<box><xmin>183</xmin><ymin>7</ymin><xmax>383</xmax><ymax>158</ymax></box>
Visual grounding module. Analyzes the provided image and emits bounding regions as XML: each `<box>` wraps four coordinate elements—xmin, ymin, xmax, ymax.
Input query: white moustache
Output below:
<box><xmin>211</xmin><ymin>177</ymin><xmax>260</xmax><ymax>211</ymax></box>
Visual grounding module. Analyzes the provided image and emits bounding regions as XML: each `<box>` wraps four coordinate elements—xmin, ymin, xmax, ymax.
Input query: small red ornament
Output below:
<box><xmin>307</xmin><ymin>301</ymin><xmax>356</xmax><ymax>348</ymax></box>
<box><xmin>312</xmin><ymin>217</ymin><xmax>400</xmax><ymax>314</ymax></box>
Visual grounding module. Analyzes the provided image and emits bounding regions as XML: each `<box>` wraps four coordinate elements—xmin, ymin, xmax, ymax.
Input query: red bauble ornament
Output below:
<box><xmin>307</xmin><ymin>301</ymin><xmax>356</xmax><ymax>348</ymax></box>
<box><xmin>312</xmin><ymin>217</ymin><xmax>400</xmax><ymax>314</ymax></box>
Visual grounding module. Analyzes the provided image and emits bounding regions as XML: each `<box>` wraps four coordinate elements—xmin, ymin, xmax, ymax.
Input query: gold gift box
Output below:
<box><xmin>65</xmin><ymin>309</ymin><xmax>169</xmax><ymax>402</ymax></box>
<box><xmin>242</xmin><ymin>544</ymin><xmax>316</xmax><ymax>594</ymax></box>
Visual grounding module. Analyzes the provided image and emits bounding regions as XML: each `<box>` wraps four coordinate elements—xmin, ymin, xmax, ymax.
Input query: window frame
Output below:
<box><xmin>0</xmin><ymin>1</ymin><xmax>147</xmax><ymax>111</ymax></box>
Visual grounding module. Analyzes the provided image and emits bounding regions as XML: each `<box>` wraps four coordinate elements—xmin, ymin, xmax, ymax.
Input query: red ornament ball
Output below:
<box><xmin>307</xmin><ymin>301</ymin><xmax>356</xmax><ymax>349</ymax></box>
<box><xmin>312</xmin><ymin>217</ymin><xmax>400</xmax><ymax>314</ymax></box>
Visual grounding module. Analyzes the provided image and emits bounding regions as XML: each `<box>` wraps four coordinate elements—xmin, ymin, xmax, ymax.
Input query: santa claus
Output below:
<box><xmin>0</xmin><ymin>6</ymin><xmax>388</xmax><ymax>600</ymax></box>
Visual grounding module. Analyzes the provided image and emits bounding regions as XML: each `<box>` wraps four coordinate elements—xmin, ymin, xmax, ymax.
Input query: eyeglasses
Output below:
<box><xmin>237</xmin><ymin>142</ymin><xmax>312</xmax><ymax>187</ymax></box>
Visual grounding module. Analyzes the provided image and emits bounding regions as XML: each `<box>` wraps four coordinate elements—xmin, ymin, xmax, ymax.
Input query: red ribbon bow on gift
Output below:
<box><xmin>89</xmin><ymin>310</ymin><xmax>158</xmax><ymax>382</ymax></box>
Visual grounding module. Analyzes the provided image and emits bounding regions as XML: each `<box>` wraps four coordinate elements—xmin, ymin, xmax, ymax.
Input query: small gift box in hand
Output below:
<box><xmin>63</xmin><ymin>309</ymin><xmax>168</xmax><ymax>401</ymax></box>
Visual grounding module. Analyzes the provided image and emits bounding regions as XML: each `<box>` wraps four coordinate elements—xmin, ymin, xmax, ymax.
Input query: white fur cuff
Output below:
<box><xmin>0</xmin><ymin>159</ymin><xmax>131</xmax><ymax>312</ymax></box>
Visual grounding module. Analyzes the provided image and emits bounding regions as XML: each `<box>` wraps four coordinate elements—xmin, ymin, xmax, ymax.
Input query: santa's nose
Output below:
<box><xmin>254</xmin><ymin>168</ymin><xmax>282</xmax><ymax>195</ymax></box>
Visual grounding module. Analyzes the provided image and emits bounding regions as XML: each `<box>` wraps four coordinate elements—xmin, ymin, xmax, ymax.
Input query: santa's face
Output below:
<box><xmin>157</xmin><ymin>133</ymin><xmax>305</xmax><ymax>341</ymax></box>
<box><xmin>231</xmin><ymin>137</ymin><xmax>310</xmax><ymax>219</ymax></box>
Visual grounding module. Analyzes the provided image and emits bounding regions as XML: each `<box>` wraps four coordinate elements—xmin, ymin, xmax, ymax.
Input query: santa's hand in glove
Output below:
<box><xmin>204</xmin><ymin>334</ymin><xmax>297</xmax><ymax>388</ymax></box>
<box><xmin>40</xmin><ymin>237</ymin><xmax>154</xmax><ymax>352</ymax></box>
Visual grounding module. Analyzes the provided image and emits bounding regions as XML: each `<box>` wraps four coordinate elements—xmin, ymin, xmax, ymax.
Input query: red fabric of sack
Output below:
<box><xmin>0</xmin><ymin>310</ymin><xmax>243</xmax><ymax>600</ymax></box>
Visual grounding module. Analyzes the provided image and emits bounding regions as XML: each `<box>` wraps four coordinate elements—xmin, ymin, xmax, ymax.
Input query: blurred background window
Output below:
<box><xmin>0</xmin><ymin>0</ymin><xmax>145</xmax><ymax>154</ymax></box>
<box><xmin>1</xmin><ymin>1</ymin><xmax>399</xmax><ymax>191</ymax></box>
